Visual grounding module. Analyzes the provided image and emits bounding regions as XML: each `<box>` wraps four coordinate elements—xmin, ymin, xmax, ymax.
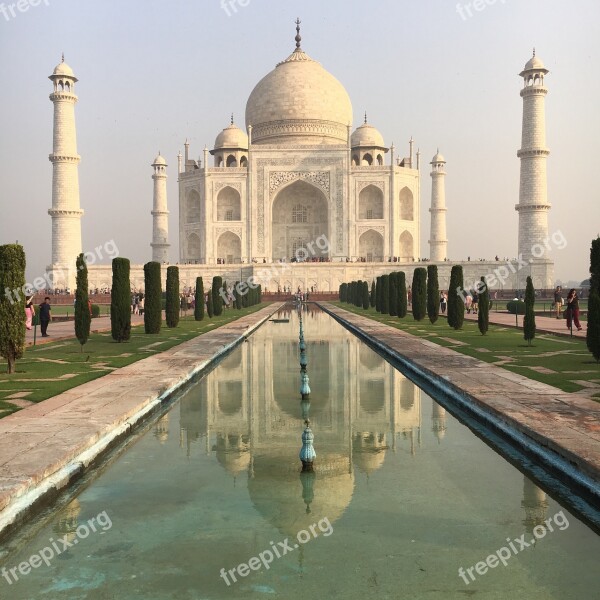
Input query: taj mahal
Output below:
<box><xmin>46</xmin><ymin>21</ymin><xmax>554</xmax><ymax>293</ymax></box>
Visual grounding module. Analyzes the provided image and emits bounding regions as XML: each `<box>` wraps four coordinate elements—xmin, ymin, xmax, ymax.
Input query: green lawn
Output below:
<box><xmin>332</xmin><ymin>302</ymin><xmax>600</xmax><ymax>395</ymax></box>
<box><xmin>0</xmin><ymin>304</ymin><xmax>268</xmax><ymax>416</ymax></box>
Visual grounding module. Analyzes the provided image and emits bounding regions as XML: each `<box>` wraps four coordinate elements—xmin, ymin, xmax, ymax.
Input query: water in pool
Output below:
<box><xmin>1</xmin><ymin>306</ymin><xmax>598</xmax><ymax>599</ymax></box>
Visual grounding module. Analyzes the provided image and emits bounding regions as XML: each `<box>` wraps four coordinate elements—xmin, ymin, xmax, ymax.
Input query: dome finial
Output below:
<box><xmin>533</xmin><ymin>47</ymin><xmax>536</xmax><ymax>57</ymax></box>
<box><xmin>61</xmin><ymin>52</ymin><xmax>65</xmax><ymax>63</ymax></box>
<box><xmin>364</xmin><ymin>111</ymin><xmax>367</xmax><ymax>124</ymax></box>
<box><xmin>295</xmin><ymin>17</ymin><xmax>302</xmax><ymax>49</ymax></box>
<box><xmin>231</xmin><ymin>112</ymin><xmax>234</xmax><ymax>125</ymax></box>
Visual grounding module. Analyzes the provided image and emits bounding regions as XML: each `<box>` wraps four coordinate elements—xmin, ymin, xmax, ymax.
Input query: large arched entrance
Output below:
<box><xmin>271</xmin><ymin>180</ymin><xmax>328</xmax><ymax>261</ymax></box>
<box><xmin>217</xmin><ymin>231</ymin><xmax>242</xmax><ymax>264</ymax></box>
<box><xmin>358</xmin><ymin>229</ymin><xmax>384</xmax><ymax>262</ymax></box>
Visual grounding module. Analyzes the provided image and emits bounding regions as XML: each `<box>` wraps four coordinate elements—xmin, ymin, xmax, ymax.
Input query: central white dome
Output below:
<box><xmin>245</xmin><ymin>47</ymin><xmax>353</xmax><ymax>145</ymax></box>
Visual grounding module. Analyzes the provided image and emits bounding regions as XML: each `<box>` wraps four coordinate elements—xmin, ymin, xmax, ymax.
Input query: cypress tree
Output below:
<box><xmin>587</xmin><ymin>237</ymin><xmax>600</xmax><ymax>362</ymax></box>
<box><xmin>165</xmin><ymin>266</ymin><xmax>180</xmax><ymax>328</ymax></box>
<box><xmin>212</xmin><ymin>276</ymin><xmax>223</xmax><ymax>316</ymax></box>
<box><xmin>206</xmin><ymin>287</ymin><xmax>214</xmax><ymax>317</ymax></box>
<box><xmin>362</xmin><ymin>281</ymin><xmax>370</xmax><ymax>309</ymax></box>
<box><xmin>523</xmin><ymin>276</ymin><xmax>535</xmax><ymax>345</ymax></box>
<box><xmin>389</xmin><ymin>273</ymin><xmax>398</xmax><ymax>316</ymax></box>
<box><xmin>340</xmin><ymin>283</ymin><xmax>347</xmax><ymax>302</ymax></box>
<box><xmin>427</xmin><ymin>265</ymin><xmax>440</xmax><ymax>324</ymax></box>
<box><xmin>398</xmin><ymin>271</ymin><xmax>407</xmax><ymax>318</ymax></box>
<box><xmin>370</xmin><ymin>280</ymin><xmax>376</xmax><ymax>307</ymax></box>
<box><xmin>412</xmin><ymin>268</ymin><xmax>427</xmax><ymax>321</ymax></box>
<box><xmin>356</xmin><ymin>280</ymin><xmax>363</xmax><ymax>307</ymax></box>
<box><xmin>0</xmin><ymin>244</ymin><xmax>26</xmax><ymax>374</ymax></box>
<box><xmin>75</xmin><ymin>253</ymin><xmax>91</xmax><ymax>351</ymax></box>
<box><xmin>447</xmin><ymin>265</ymin><xmax>465</xmax><ymax>330</ymax></box>
<box><xmin>144</xmin><ymin>261</ymin><xmax>162</xmax><ymax>333</ymax></box>
<box><xmin>376</xmin><ymin>276</ymin><xmax>383</xmax><ymax>312</ymax></box>
<box><xmin>258</xmin><ymin>284</ymin><xmax>262</xmax><ymax>304</ymax></box>
<box><xmin>111</xmin><ymin>257</ymin><xmax>131</xmax><ymax>342</ymax></box>
<box><xmin>381</xmin><ymin>275</ymin><xmax>390</xmax><ymax>314</ymax></box>
<box><xmin>478</xmin><ymin>276</ymin><xmax>490</xmax><ymax>336</ymax></box>
<box><xmin>234</xmin><ymin>282</ymin><xmax>241</xmax><ymax>309</ymax></box>
<box><xmin>194</xmin><ymin>277</ymin><xmax>205</xmax><ymax>321</ymax></box>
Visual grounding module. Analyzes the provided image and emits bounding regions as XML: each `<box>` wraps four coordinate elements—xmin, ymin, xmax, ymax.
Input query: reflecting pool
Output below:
<box><xmin>1</xmin><ymin>306</ymin><xmax>599</xmax><ymax>599</ymax></box>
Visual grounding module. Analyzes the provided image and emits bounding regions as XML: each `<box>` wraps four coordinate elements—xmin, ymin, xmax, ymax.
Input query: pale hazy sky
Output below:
<box><xmin>1</xmin><ymin>0</ymin><xmax>599</xmax><ymax>284</ymax></box>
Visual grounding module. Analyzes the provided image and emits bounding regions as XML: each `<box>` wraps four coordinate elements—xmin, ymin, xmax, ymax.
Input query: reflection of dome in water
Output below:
<box><xmin>247</xmin><ymin>452</ymin><xmax>354</xmax><ymax>536</ymax></box>
<box><xmin>215</xmin><ymin>434</ymin><xmax>250</xmax><ymax>477</ymax></box>
<box><xmin>53</xmin><ymin>498</ymin><xmax>81</xmax><ymax>544</ymax></box>
<box><xmin>353</xmin><ymin>432</ymin><xmax>387</xmax><ymax>474</ymax></box>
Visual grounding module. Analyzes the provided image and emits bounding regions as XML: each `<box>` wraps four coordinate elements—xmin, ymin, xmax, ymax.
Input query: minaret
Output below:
<box><xmin>429</xmin><ymin>150</ymin><xmax>448</xmax><ymax>261</ymax></box>
<box><xmin>151</xmin><ymin>153</ymin><xmax>170</xmax><ymax>263</ymax></box>
<box><xmin>516</xmin><ymin>50</ymin><xmax>551</xmax><ymax>262</ymax></box>
<box><xmin>48</xmin><ymin>55</ymin><xmax>83</xmax><ymax>290</ymax></box>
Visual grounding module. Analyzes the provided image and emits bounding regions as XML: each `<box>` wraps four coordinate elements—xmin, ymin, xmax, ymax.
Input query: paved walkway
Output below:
<box><xmin>26</xmin><ymin>314</ymin><xmax>145</xmax><ymax>346</ymax></box>
<box><xmin>0</xmin><ymin>303</ymin><xmax>283</xmax><ymax>539</ymax></box>
<box><xmin>464</xmin><ymin>310</ymin><xmax>587</xmax><ymax>339</ymax></box>
<box><xmin>321</xmin><ymin>303</ymin><xmax>600</xmax><ymax>488</ymax></box>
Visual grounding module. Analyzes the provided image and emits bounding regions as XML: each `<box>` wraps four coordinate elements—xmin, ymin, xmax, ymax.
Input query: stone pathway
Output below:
<box><xmin>464</xmin><ymin>310</ymin><xmax>587</xmax><ymax>339</ymax></box>
<box><xmin>0</xmin><ymin>303</ymin><xmax>283</xmax><ymax>539</ymax></box>
<box><xmin>26</xmin><ymin>314</ymin><xmax>145</xmax><ymax>346</ymax></box>
<box><xmin>321</xmin><ymin>303</ymin><xmax>600</xmax><ymax>487</ymax></box>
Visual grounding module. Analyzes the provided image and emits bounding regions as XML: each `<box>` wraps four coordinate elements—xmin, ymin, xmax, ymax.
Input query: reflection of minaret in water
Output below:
<box><xmin>153</xmin><ymin>413</ymin><xmax>170</xmax><ymax>444</ymax></box>
<box><xmin>52</xmin><ymin>498</ymin><xmax>81</xmax><ymax>544</ymax></box>
<box><xmin>521</xmin><ymin>476</ymin><xmax>548</xmax><ymax>535</ymax></box>
<box><xmin>431</xmin><ymin>403</ymin><xmax>447</xmax><ymax>443</ymax></box>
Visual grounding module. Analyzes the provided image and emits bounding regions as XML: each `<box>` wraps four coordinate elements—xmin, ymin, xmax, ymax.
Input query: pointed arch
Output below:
<box><xmin>358</xmin><ymin>185</ymin><xmax>384</xmax><ymax>219</ymax></box>
<box><xmin>399</xmin><ymin>230</ymin><xmax>414</xmax><ymax>261</ymax></box>
<box><xmin>359</xmin><ymin>229</ymin><xmax>384</xmax><ymax>262</ymax></box>
<box><xmin>399</xmin><ymin>186</ymin><xmax>414</xmax><ymax>221</ymax></box>
<box><xmin>187</xmin><ymin>232</ymin><xmax>201</xmax><ymax>258</ymax></box>
<box><xmin>217</xmin><ymin>231</ymin><xmax>241</xmax><ymax>264</ymax></box>
<box><xmin>186</xmin><ymin>190</ymin><xmax>201</xmax><ymax>223</ymax></box>
<box><xmin>217</xmin><ymin>186</ymin><xmax>241</xmax><ymax>221</ymax></box>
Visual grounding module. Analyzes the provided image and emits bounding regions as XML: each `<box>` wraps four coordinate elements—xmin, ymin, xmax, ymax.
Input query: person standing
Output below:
<box><xmin>471</xmin><ymin>290</ymin><xmax>479</xmax><ymax>314</ymax></box>
<box><xmin>565</xmin><ymin>289</ymin><xmax>582</xmax><ymax>331</ymax></box>
<box><xmin>38</xmin><ymin>297</ymin><xmax>51</xmax><ymax>337</ymax></box>
<box><xmin>25</xmin><ymin>296</ymin><xmax>35</xmax><ymax>330</ymax></box>
<box><xmin>553</xmin><ymin>286</ymin><xmax>563</xmax><ymax>319</ymax></box>
<box><xmin>440</xmin><ymin>292</ymin><xmax>447</xmax><ymax>314</ymax></box>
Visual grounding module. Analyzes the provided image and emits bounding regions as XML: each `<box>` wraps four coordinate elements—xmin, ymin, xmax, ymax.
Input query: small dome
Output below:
<box><xmin>51</xmin><ymin>59</ymin><xmax>76</xmax><ymax>79</ymax></box>
<box><xmin>214</xmin><ymin>123</ymin><xmax>248</xmax><ymax>150</ymax></box>
<box><xmin>152</xmin><ymin>153</ymin><xmax>167</xmax><ymax>166</ymax></box>
<box><xmin>351</xmin><ymin>122</ymin><xmax>386</xmax><ymax>149</ymax></box>
<box><xmin>524</xmin><ymin>54</ymin><xmax>545</xmax><ymax>71</ymax></box>
<box><xmin>431</xmin><ymin>150</ymin><xmax>445</xmax><ymax>163</ymax></box>
<box><xmin>520</xmin><ymin>51</ymin><xmax>548</xmax><ymax>76</ymax></box>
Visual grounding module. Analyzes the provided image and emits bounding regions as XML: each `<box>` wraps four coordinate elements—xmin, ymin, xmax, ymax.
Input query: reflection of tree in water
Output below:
<box><xmin>153</xmin><ymin>413</ymin><xmax>170</xmax><ymax>444</ymax></box>
<box><xmin>53</xmin><ymin>498</ymin><xmax>81</xmax><ymax>545</ymax></box>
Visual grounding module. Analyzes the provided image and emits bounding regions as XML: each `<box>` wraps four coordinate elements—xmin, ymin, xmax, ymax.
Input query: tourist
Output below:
<box><xmin>471</xmin><ymin>290</ymin><xmax>479</xmax><ymax>314</ymax></box>
<box><xmin>440</xmin><ymin>292</ymin><xmax>447</xmax><ymax>314</ymax></box>
<box><xmin>38</xmin><ymin>296</ymin><xmax>51</xmax><ymax>337</ymax></box>
<box><xmin>465</xmin><ymin>293</ymin><xmax>472</xmax><ymax>313</ymax></box>
<box><xmin>139</xmin><ymin>296</ymin><xmax>144</xmax><ymax>315</ymax></box>
<box><xmin>407</xmin><ymin>286</ymin><xmax>412</xmax><ymax>305</ymax></box>
<box><xmin>553</xmin><ymin>285</ymin><xmax>563</xmax><ymax>319</ymax></box>
<box><xmin>25</xmin><ymin>296</ymin><xmax>35</xmax><ymax>330</ymax></box>
<box><xmin>565</xmin><ymin>289</ymin><xmax>582</xmax><ymax>331</ymax></box>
